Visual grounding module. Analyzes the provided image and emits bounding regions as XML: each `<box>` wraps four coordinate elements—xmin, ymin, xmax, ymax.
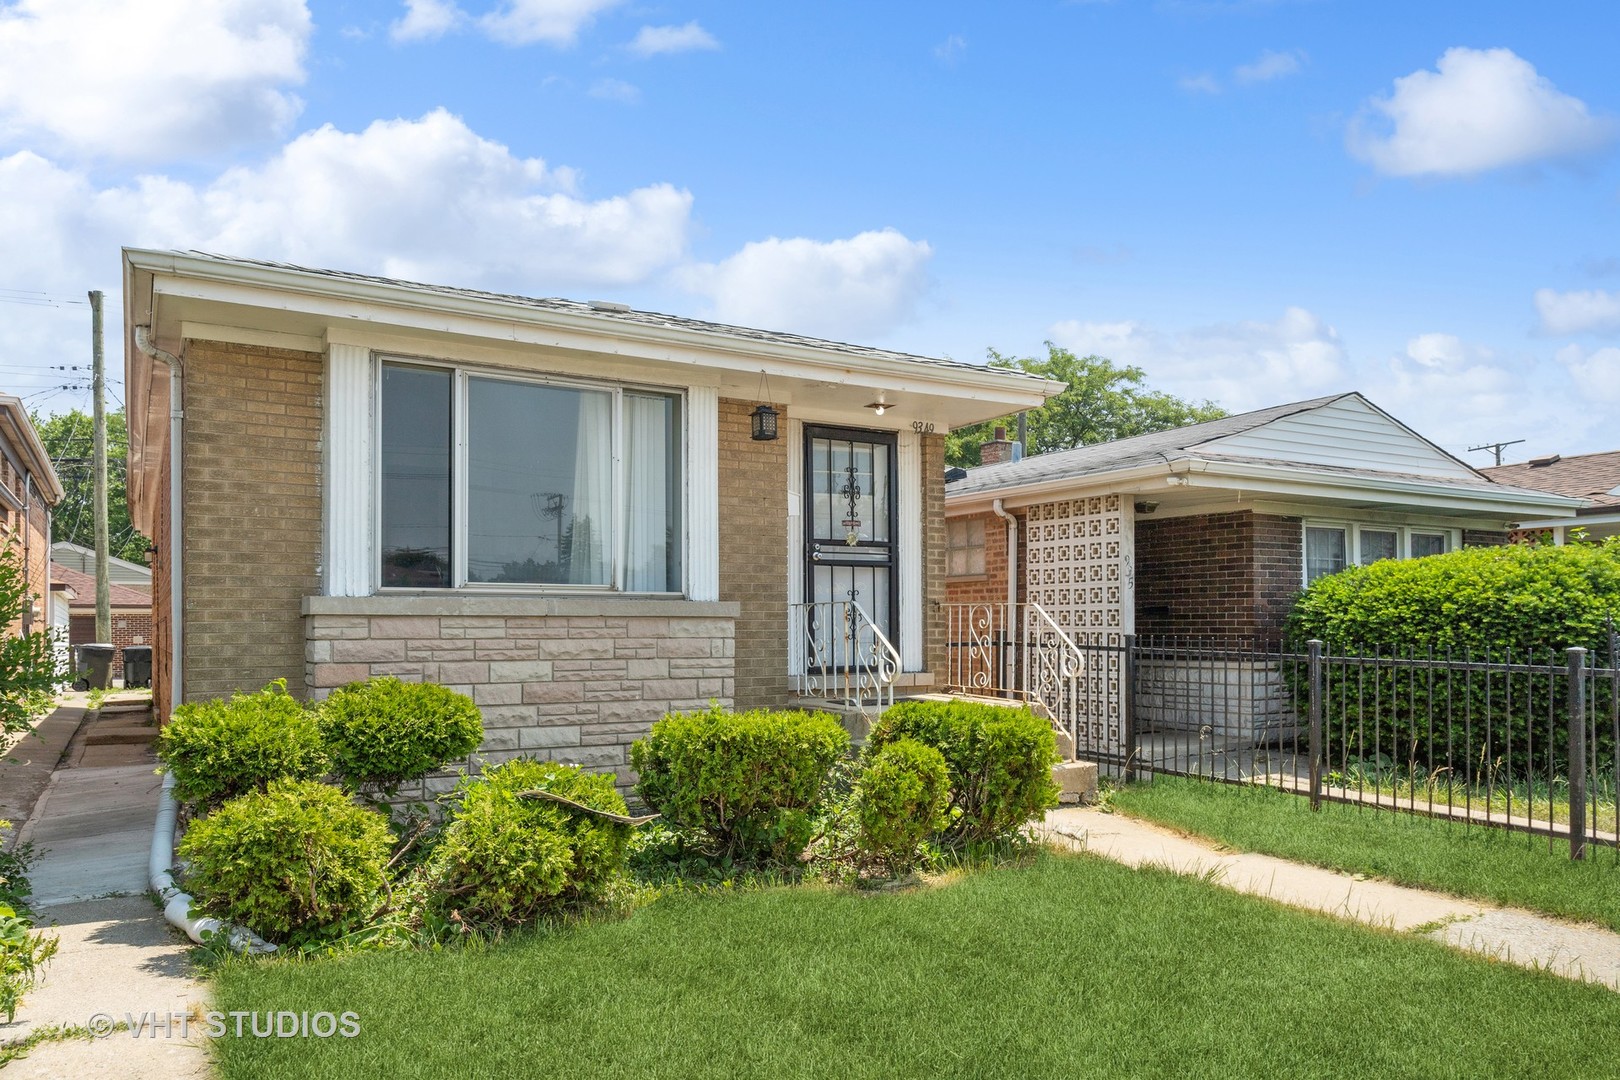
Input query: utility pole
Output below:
<box><xmin>90</xmin><ymin>290</ymin><xmax>110</xmax><ymax>644</ymax></box>
<box><xmin>1467</xmin><ymin>439</ymin><xmax>1525</xmax><ymax>467</ymax></box>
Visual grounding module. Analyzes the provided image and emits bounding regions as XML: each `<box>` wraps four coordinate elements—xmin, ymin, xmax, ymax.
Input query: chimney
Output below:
<box><xmin>980</xmin><ymin>425</ymin><xmax>1017</xmax><ymax>466</ymax></box>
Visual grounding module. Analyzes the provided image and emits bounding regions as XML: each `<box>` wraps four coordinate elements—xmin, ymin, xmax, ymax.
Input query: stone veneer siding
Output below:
<box><xmin>305</xmin><ymin>599</ymin><xmax>737</xmax><ymax>791</ymax></box>
<box><xmin>718</xmin><ymin>398</ymin><xmax>791</xmax><ymax>708</ymax></box>
<box><xmin>1134</xmin><ymin>510</ymin><xmax>1302</xmax><ymax>643</ymax></box>
<box><xmin>182</xmin><ymin>339</ymin><xmax>323</xmax><ymax>702</ymax></box>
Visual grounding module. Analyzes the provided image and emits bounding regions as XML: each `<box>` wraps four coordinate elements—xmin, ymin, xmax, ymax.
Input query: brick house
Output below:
<box><xmin>1481</xmin><ymin>450</ymin><xmax>1620</xmax><ymax>544</ymax></box>
<box><xmin>122</xmin><ymin>249</ymin><xmax>1057</xmax><ymax>790</ymax></box>
<box><xmin>942</xmin><ymin>393</ymin><xmax>1583</xmax><ymax>754</ymax></box>
<box><xmin>49</xmin><ymin>560</ymin><xmax>153</xmax><ymax>683</ymax></box>
<box><xmin>0</xmin><ymin>394</ymin><xmax>63</xmax><ymax>643</ymax></box>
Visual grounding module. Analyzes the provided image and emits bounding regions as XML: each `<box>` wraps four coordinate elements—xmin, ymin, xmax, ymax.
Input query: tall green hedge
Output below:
<box><xmin>1285</xmin><ymin>540</ymin><xmax>1620</xmax><ymax>778</ymax></box>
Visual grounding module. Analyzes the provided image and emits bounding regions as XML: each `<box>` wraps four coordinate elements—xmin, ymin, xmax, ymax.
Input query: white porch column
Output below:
<box><xmin>324</xmin><ymin>343</ymin><xmax>373</xmax><ymax>596</ymax></box>
<box><xmin>898</xmin><ymin>430</ymin><xmax>924</xmax><ymax>671</ymax></box>
<box><xmin>687</xmin><ymin>385</ymin><xmax>720</xmax><ymax>602</ymax></box>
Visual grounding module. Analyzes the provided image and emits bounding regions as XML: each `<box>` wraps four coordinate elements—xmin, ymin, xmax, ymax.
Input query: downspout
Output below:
<box><xmin>991</xmin><ymin>499</ymin><xmax>1018</xmax><ymax>692</ymax></box>
<box><xmin>133</xmin><ymin>327</ymin><xmax>182</xmax><ymax>715</ymax></box>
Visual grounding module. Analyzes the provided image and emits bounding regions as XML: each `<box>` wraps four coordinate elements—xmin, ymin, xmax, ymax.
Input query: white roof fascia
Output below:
<box><xmin>127</xmin><ymin>249</ymin><xmax>1061</xmax><ymax>409</ymax></box>
<box><xmin>1513</xmin><ymin>511</ymin><xmax>1620</xmax><ymax>529</ymax></box>
<box><xmin>944</xmin><ymin>461</ymin><xmax>1185</xmax><ymax>514</ymax></box>
<box><xmin>1188</xmin><ymin>458</ymin><xmax>1584</xmax><ymax>515</ymax></box>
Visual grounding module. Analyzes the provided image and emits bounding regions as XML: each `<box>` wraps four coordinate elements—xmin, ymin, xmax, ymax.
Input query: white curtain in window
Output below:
<box><xmin>624</xmin><ymin>393</ymin><xmax>669</xmax><ymax>592</ymax></box>
<box><xmin>568</xmin><ymin>391</ymin><xmax>613</xmax><ymax>584</ymax></box>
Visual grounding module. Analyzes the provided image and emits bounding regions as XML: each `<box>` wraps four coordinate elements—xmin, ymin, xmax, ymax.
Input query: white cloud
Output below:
<box><xmin>0</xmin><ymin>0</ymin><xmax>311</xmax><ymax>161</ymax></box>
<box><xmin>934</xmin><ymin>34</ymin><xmax>967</xmax><ymax>66</ymax></box>
<box><xmin>1556</xmin><ymin>344</ymin><xmax>1620</xmax><ymax>404</ymax></box>
<box><xmin>680</xmin><ymin>228</ymin><xmax>933</xmax><ymax>341</ymax></box>
<box><xmin>479</xmin><ymin>0</ymin><xmax>622</xmax><ymax>46</ymax></box>
<box><xmin>1048</xmin><ymin>307</ymin><xmax>1346</xmax><ymax>412</ymax></box>
<box><xmin>628</xmin><ymin>21</ymin><xmax>719</xmax><ymax>57</ymax></box>
<box><xmin>588</xmin><ymin>78</ymin><xmax>640</xmax><ymax>104</ymax></box>
<box><xmin>1348</xmin><ymin>47</ymin><xmax>1615</xmax><ymax>177</ymax></box>
<box><xmin>1234</xmin><ymin>48</ymin><xmax>1304</xmax><ymax>84</ymax></box>
<box><xmin>1403</xmin><ymin>332</ymin><xmax>1470</xmax><ymax>369</ymax></box>
<box><xmin>2</xmin><ymin>110</ymin><xmax>693</xmax><ymax>296</ymax></box>
<box><xmin>1535</xmin><ymin>287</ymin><xmax>1620</xmax><ymax>336</ymax></box>
<box><xmin>1178</xmin><ymin>73</ymin><xmax>1222</xmax><ymax>95</ymax></box>
<box><xmin>392</xmin><ymin>0</ymin><xmax>464</xmax><ymax>42</ymax></box>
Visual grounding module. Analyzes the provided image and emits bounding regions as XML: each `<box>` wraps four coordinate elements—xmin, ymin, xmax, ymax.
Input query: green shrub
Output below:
<box><xmin>318</xmin><ymin>676</ymin><xmax>484</xmax><ymax>790</ymax></box>
<box><xmin>854</xmin><ymin>738</ymin><xmax>949</xmax><ymax>872</ymax></box>
<box><xmin>157</xmin><ymin>681</ymin><xmax>329</xmax><ymax>808</ymax></box>
<box><xmin>869</xmin><ymin>700</ymin><xmax>1058</xmax><ymax>845</ymax></box>
<box><xmin>0</xmin><ymin>821</ymin><xmax>53</xmax><ymax>1023</ymax></box>
<box><xmin>1286</xmin><ymin>540</ymin><xmax>1620</xmax><ymax>775</ymax></box>
<box><xmin>426</xmin><ymin>760</ymin><xmax>630</xmax><ymax>928</ymax></box>
<box><xmin>0</xmin><ymin>530</ymin><xmax>66</xmax><ymax>736</ymax></box>
<box><xmin>177</xmin><ymin>779</ymin><xmax>393</xmax><ymax>947</ymax></box>
<box><xmin>631</xmin><ymin>706</ymin><xmax>850</xmax><ymax>862</ymax></box>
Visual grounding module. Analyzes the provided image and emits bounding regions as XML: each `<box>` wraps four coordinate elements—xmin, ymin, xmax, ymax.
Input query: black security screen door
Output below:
<box><xmin>803</xmin><ymin>425</ymin><xmax>898</xmax><ymax>661</ymax></box>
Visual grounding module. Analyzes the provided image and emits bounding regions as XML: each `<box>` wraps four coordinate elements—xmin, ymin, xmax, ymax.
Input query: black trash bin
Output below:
<box><xmin>73</xmin><ymin>643</ymin><xmax>116</xmax><ymax>692</ymax></box>
<box><xmin>122</xmin><ymin>645</ymin><xmax>153</xmax><ymax>689</ymax></box>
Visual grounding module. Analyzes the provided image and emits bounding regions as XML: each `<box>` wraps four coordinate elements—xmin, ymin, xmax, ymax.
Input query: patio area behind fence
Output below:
<box><xmin>941</xmin><ymin>603</ymin><xmax>1620</xmax><ymax>861</ymax></box>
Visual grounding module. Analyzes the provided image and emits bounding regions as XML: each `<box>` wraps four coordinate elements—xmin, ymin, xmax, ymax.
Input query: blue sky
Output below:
<box><xmin>2</xmin><ymin>0</ymin><xmax>1618</xmax><ymax>462</ymax></box>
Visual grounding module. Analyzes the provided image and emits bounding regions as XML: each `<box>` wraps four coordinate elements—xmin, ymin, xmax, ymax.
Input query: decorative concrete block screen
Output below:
<box><xmin>1024</xmin><ymin>495</ymin><xmax>1134</xmax><ymax>757</ymax></box>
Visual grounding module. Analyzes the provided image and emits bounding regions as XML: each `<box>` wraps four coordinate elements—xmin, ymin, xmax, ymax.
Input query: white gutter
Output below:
<box><xmin>150</xmin><ymin>773</ymin><xmax>275</xmax><ymax>953</ymax></box>
<box><xmin>133</xmin><ymin>326</ymin><xmax>183</xmax><ymax>715</ymax></box>
<box><xmin>1514</xmin><ymin>511</ymin><xmax>1620</xmax><ymax>529</ymax></box>
<box><xmin>990</xmin><ymin>499</ymin><xmax>1018</xmax><ymax>612</ymax></box>
<box><xmin>124</xmin><ymin>249</ymin><xmax>1063</xmax><ymax>407</ymax></box>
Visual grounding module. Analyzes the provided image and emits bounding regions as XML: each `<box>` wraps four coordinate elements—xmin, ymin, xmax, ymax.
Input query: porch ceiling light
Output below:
<box><xmin>751</xmin><ymin>369</ymin><xmax>779</xmax><ymax>441</ymax></box>
<box><xmin>864</xmin><ymin>393</ymin><xmax>890</xmax><ymax>416</ymax></box>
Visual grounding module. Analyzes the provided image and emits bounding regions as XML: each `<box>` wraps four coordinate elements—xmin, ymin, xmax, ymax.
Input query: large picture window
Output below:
<box><xmin>379</xmin><ymin>360</ymin><xmax>684</xmax><ymax>593</ymax></box>
<box><xmin>1302</xmin><ymin>521</ymin><xmax>1458</xmax><ymax>586</ymax></box>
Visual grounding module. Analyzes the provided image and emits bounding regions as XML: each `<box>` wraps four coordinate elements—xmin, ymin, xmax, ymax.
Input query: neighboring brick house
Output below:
<box><xmin>943</xmin><ymin>393</ymin><xmax>1584</xmax><ymax>752</ymax></box>
<box><xmin>122</xmin><ymin>249</ymin><xmax>1058</xmax><ymax>790</ymax></box>
<box><xmin>50</xmin><ymin>562</ymin><xmax>152</xmax><ymax>683</ymax></box>
<box><xmin>1481</xmin><ymin>450</ymin><xmax>1620</xmax><ymax>545</ymax></box>
<box><xmin>0</xmin><ymin>395</ymin><xmax>63</xmax><ymax>642</ymax></box>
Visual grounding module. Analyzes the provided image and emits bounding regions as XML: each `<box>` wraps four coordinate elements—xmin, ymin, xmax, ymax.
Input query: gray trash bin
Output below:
<box><xmin>122</xmin><ymin>645</ymin><xmax>153</xmax><ymax>689</ymax></box>
<box><xmin>73</xmin><ymin>643</ymin><xmax>115</xmax><ymax>691</ymax></box>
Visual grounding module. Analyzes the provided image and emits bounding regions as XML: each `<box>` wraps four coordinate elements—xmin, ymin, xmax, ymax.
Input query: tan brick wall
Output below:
<box><xmin>921</xmin><ymin>433</ymin><xmax>948</xmax><ymax>679</ymax></box>
<box><xmin>305</xmin><ymin>611</ymin><xmax>734</xmax><ymax>792</ymax></box>
<box><xmin>152</xmin><ymin>440</ymin><xmax>174</xmax><ymax>718</ymax></box>
<box><xmin>183</xmin><ymin>340</ymin><xmax>323</xmax><ymax>702</ymax></box>
<box><xmin>717</xmin><ymin>398</ymin><xmax>791</xmax><ymax>708</ymax></box>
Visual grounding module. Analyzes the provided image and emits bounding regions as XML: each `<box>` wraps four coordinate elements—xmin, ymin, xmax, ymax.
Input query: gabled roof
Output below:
<box><xmin>50</xmin><ymin>541</ymin><xmax>153</xmax><ymax>587</ymax></box>
<box><xmin>50</xmin><ymin>562</ymin><xmax>150</xmax><ymax>609</ymax></box>
<box><xmin>0</xmin><ymin>394</ymin><xmax>63</xmax><ymax>505</ymax></box>
<box><xmin>945</xmin><ymin>391</ymin><xmax>1583</xmax><ymax>516</ymax></box>
<box><xmin>1482</xmin><ymin>450</ymin><xmax>1620</xmax><ymax>510</ymax></box>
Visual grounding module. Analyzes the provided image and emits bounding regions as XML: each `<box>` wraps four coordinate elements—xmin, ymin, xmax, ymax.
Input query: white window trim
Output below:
<box><xmin>1301</xmin><ymin>519</ymin><xmax>1461</xmax><ymax>586</ymax></box>
<box><xmin>373</xmin><ymin>352</ymin><xmax>691</xmax><ymax>597</ymax></box>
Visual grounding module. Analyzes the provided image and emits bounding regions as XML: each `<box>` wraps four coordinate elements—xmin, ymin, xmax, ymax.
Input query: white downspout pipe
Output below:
<box><xmin>133</xmin><ymin>326</ymin><xmax>183</xmax><ymax>716</ymax></box>
<box><xmin>150</xmin><ymin>773</ymin><xmax>275</xmax><ymax>953</ymax></box>
<box><xmin>991</xmin><ymin>499</ymin><xmax>1018</xmax><ymax>692</ymax></box>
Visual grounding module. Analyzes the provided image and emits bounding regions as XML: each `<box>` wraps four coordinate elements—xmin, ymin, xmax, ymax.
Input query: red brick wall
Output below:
<box><xmin>1464</xmin><ymin>529</ymin><xmax>1509</xmax><ymax>548</ymax></box>
<box><xmin>68</xmin><ymin>610</ymin><xmax>154</xmax><ymax>679</ymax></box>
<box><xmin>943</xmin><ymin>509</ymin><xmax>1028</xmax><ymax>608</ymax></box>
<box><xmin>1134</xmin><ymin>510</ymin><xmax>1301</xmax><ymax>644</ymax></box>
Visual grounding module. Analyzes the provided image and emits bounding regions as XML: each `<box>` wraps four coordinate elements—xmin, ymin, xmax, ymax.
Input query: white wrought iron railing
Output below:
<box><xmin>942</xmin><ymin>601</ymin><xmax>1087</xmax><ymax>749</ymax></box>
<box><xmin>790</xmin><ymin>600</ymin><xmax>901</xmax><ymax>715</ymax></box>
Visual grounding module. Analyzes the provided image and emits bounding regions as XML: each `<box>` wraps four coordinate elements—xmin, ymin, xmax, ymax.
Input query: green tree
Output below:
<box><xmin>0</xmin><ymin>531</ymin><xmax>66</xmax><ymax>735</ymax></box>
<box><xmin>30</xmin><ymin>408</ymin><xmax>148</xmax><ymax>565</ymax></box>
<box><xmin>945</xmin><ymin>344</ymin><xmax>1227</xmax><ymax>468</ymax></box>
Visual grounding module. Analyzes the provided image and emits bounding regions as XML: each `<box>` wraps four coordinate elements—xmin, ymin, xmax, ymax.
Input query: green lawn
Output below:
<box><xmin>211</xmin><ymin>851</ymin><xmax>1620</xmax><ymax>1080</ymax></box>
<box><xmin>1110</xmin><ymin>776</ymin><xmax>1620</xmax><ymax>931</ymax></box>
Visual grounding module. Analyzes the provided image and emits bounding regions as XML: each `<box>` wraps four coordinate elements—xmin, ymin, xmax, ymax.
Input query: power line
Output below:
<box><xmin>1468</xmin><ymin>439</ymin><xmax>1526</xmax><ymax>467</ymax></box>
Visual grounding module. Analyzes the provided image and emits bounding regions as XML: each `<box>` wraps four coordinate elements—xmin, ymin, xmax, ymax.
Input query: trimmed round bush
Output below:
<box><xmin>869</xmin><ymin>700</ymin><xmax>1058</xmax><ymax>845</ymax></box>
<box><xmin>317</xmin><ymin>676</ymin><xmax>484</xmax><ymax>790</ymax></box>
<box><xmin>854</xmin><ymin>737</ymin><xmax>949</xmax><ymax>872</ymax></box>
<box><xmin>427</xmin><ymin>760</ymin><xmax>629</xmax><ymax>928</ymax></box>
<box><xmin>631</xmin><ymin>706</ymin><xmax>850</xmax><ymax>863</ymax></box>
<box><xmin>157</xmin><ymin>681</ymin><xmax>329</xmax><ymax>809</ymax></box>
<box><xmin>177</xmin><ymin>779</ymin><xmax>393</xmax><ymax>946</ymax></box>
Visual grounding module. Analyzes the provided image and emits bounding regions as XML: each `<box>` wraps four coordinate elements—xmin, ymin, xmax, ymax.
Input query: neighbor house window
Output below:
<box><xmin>1304</xmin><ymin>526</ymin><xmax>1348</xmax><ymax>584</ymax></box>
<box><xmin>1410</xmin><ymin>532</ymin><xmax>1448</xmax><ymax>558</ymax></box>
<box><xmin>947</xmin><ymin>518</ymin><xmax>986</xmax><ymax>577</ymax></box>
<box><xmin>379</xmin><ymin>360</ymin><xmax>684</xmax><ymax>593</ymax></box>
<box><xmin>1303</xmin><ymin>522</ymin><xmax>1459</xmax><ymax>585</ymax></box>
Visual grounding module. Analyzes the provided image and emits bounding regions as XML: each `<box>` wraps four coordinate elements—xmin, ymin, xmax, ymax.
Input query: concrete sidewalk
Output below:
<box><xmin>1</xmin><ymin>701</ymin><xmax>212</xmax><ymax>1079</ymax></box>
<box><xmin>1045</xmin><ymin>806</ymin><xmax>1620</xmax><ymax>992</ymax></box>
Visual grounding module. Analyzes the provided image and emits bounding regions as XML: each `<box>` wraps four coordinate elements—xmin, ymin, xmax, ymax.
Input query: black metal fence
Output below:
<box><xmin>1092</xmin><ymin>634</ymin><xmax>1620</xmax><ymax>861</ymax></box>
